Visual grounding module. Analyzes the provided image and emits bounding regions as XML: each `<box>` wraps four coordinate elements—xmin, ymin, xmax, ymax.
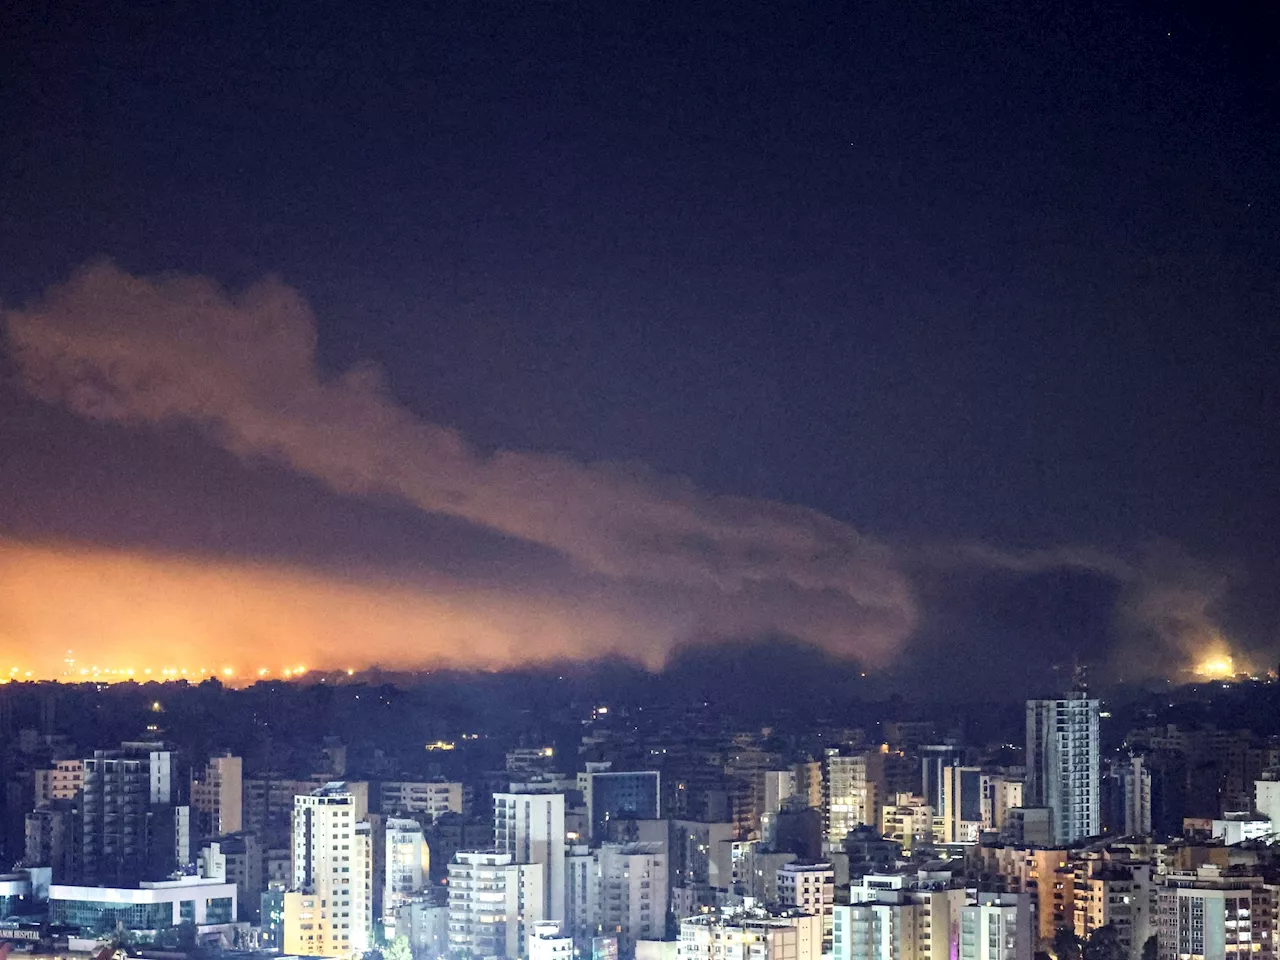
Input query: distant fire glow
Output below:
<box><xmin>1196</xmin><ymin>655</ymin><xmax>1235</xmax><ymax>679</ymax></box>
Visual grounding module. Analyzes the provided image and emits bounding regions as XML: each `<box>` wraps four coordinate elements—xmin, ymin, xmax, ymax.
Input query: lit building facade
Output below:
<box><xmin>494</xmin><ymin>792</ymin><xmax>566</xmax><ymax>922</ymax></box>
<box><xmin>1156</xmin><ymin>867</ymin><xmax>1276</xmax><ymax>960</ymax></box>
<box><xmin>447</xmin><ymin>850</ymin><xmax>546</xmax><ymax>959</ymax></box>
<box><xmin>379</xmin><ymin>781</ymin><xmax>464</xmax><ymax>821</ymax></box>
<box><xmin>679</xmin><ymin>908</ymin><xmax>821</xmax><ymax>960</ymax></box>
<box><xmin>598</xmin><ymin>842</ymin><xmax>668</xmax><ymax>959</ymax></box>
<box><xmin>958</xmin><ymin>893</ymin><xmax>1031</xmax><ymax>960</ymax></box>
<box><xmin>284</xmin><ymin>783</ymin><xmax>371</xmax><ymax>956</ymax></box>
<box><xmin>383</xmin><ymin>817</ymin><xmax>428</xmax><ymax>925</ymax></box>
<box><xmin>777</xmin><ymin>861</ymin><xmax>834</xmax><ymax>950</ymax></box>
<box><xmin>936</xmin><ymin>766</ymin><xmax>984</xmax><ymax>844</ymax></box>
<box><xmin>824</xmin><ymin>750</ymin><xmax>883</xmax><ymax>845</ymax></box>
<box><xmin>48</xmin><ymin>875</ymin><xmax>237</xmax><ymax>937</ymax></box>
<box><xmin>1026</xmin><ymin>695</ymin><xmax>1100</xmax><ymax>845</ymax></box>
<box><xmin>34</xmin><ymin>760</ymin><xmax>84</xmax><ymax>806</ymax></box>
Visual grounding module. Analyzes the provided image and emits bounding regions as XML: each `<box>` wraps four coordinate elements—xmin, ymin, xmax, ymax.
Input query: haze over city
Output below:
<box><xmin>2</xmin><ymin>2</ymin><xmax>1277</xmax><ymax>696</ymax></box>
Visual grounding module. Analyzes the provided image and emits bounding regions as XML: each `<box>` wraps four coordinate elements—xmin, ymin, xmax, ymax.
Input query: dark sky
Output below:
<box><xmin>1</xmin><ymin>0</ymin><xmax>1277</xmax><ymax>694</ymax></box>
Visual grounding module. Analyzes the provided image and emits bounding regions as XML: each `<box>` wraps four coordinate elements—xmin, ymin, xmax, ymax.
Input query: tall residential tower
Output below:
<box><xmin>1025</xmin><ymin>693</ymin><xmax>1100</xmax><ymax>845</ymax></box>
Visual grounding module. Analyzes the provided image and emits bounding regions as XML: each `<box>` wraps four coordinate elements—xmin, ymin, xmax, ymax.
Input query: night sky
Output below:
<box><xmin>1</xmin><ymin>0</ymin><xmax>1277</xmax><ymax>695</ymax></box>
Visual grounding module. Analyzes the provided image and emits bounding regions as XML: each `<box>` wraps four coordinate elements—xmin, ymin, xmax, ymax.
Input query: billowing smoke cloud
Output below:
<box><xmin>2</xmin><ymin>262</ymin><xmax>1244</xmax><ymax>683</ymax></box>
<box><xmin>3</xmin><ymin>261</ymin><xmax>916</xmax><ymax>666</ymax></box>
<box><xmin>924</xmin><ymin>540</ymin><xmax>1237</xmax><ymax>678</ymax></box>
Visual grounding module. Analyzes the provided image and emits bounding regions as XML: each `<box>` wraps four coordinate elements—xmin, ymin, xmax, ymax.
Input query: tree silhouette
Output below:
<box><xmin>1052</xmin><ymin>927</ymin><xmax>1084</xmax><ymax>960</ymax></box>
<box><xmin>1083</xmin><ymin>925</ymin><xmax>1126</xmax><ymax>960</ymax></box>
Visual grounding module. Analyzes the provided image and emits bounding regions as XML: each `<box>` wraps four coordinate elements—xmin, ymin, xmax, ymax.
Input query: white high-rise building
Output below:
<box><xmin>565</xmin><ymin>845</ymin><xmax>600</xmax><ymax>950</ymax></box>
<box><xmin>448</xmin><ymin>850</ymin><xmax>546</xmax><ymax>959</ymax></box>
<box><xmin>1117</xmin><ymin>755</ymin><xmax>1152</xmax><ymax>836</ymax></box>
<box><xmin>777</xmin><ymin>862</ymin><xmax>834</xmax><ymax>951</ymax></box>
<box><xmin>598</xmin><ymin>842</ymin><xmax>668</xmax><ymax>958</ymax></box>
<box><xmin>383</xmin><ymin>817</ymin><xmax>427</xmax><ymax>926</ymax></box>
<box><xmin>494</xmin><ymin>792</ymin><xmax>566</xmax><ymax>922</ymax></box>
<box><xmin>284</xmin><ymin>783</ymin><xmax>371</xmax><ymax>956</ymax></box>
<box><xmin>1025</xmin><ymin>694</ymin><xmax>1100</xmax><ymax>845</ymax></box>
<box><xmin>958</xmin><ymin>894</ymin><xmax>1031</xmax><ymax>960</ymax></box>
<box><xmin>834</xmin><ymin>888</ymin><xmax>1024</xmax><ymax>960</ymax></box>
<box><xmin>834</xmin><ymin>888</ymin><xmax>967</xmax><ymax>960</ymax></box>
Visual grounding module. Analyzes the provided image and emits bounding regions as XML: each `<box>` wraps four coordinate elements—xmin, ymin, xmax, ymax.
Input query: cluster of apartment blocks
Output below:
<box><xmin>11</xmin><ymin>740</ymin><xmax>462</xmax><ymax>951</ymax></box>
<box><xmin>18</xmin><ymin>690</ymin><xmax>1280</xmax><ymax>960</ymax></box>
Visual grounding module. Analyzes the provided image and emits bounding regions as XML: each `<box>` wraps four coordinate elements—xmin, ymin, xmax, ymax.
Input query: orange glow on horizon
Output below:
<box><xmin>0</xmin><ymin>537</ymin><xmax>665</xmax><ymax>680</ymax></box>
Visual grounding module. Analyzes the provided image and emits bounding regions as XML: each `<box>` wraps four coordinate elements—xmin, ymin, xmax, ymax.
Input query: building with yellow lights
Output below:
<box><xmin>1156</xmin><ymin>866</ymin><xmax>1277</xmax><ymax>960</ymax></box>
<box><xmin>382</xmin><ymin>817</ymin><xmax>428</xmax><ymax>932</ymax></box>
<box><xmin>283</xmin><ymin>783</ymin><xmax>372</xmax><ymax>957</ymax></box>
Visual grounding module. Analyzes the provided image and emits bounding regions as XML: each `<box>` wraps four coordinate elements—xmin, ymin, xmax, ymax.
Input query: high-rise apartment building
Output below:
<box><xmin>447</xmin><ymin>850</ymin><xmax>546</xmax><ymax>959</ymax></box>
<box><xmin>1156</xmin><ymin>866</ymin><xmax>1276</xmax><ymax>960</ymax></box>
<box><xmin>597</xmin><ymin>842</ymin><xmax>668</xmax><ymax>958</ymax></box>
<box><xmin>1026</xmin><ymin>694</ymin><xmax>1101</xmax><ymax>845</ymax></box>
<box><xmin>777</xmin><ymin>862</ymin><xmax>834</xmax><ymax>951</ymax></box>
<box><xmin>764</xmin><ymin>771</ymin><xmax>798</xmax><ymax>819</ymax></box>
<box><xmin>835</xmin><ymin>888</ymin><xmax>968</xmax><ymax>960</ymax></box>
<box><xmin>566</xmin><ymin>845</ymin><xmax>600</xmax><ymax>950</ymax></box>
<box><xmin>191</xmin><ymin>753</ymin><xmax>243</xmax><ymax>838</ymax></box>
<box><xmin>80</xmin><ymin>744</ymin><xmax>188</xmax><ymax>886</ymax></box>
<box><xmin>243</xmin><ymin>776</ymin><xmax>324</xmax><ymax>847</ymax></box>
<box><xmin>383</xmin><ymin>817</ymin><xmax>427</xmax><ymax>926</ymax></box>
<box><xmin>834</xmin><ymin>888</ymin><xmax>1029</xmax><ymax>960</ymax></box>
<box><xmin>921</xmin><ymin>746</ymin><xmax>964</xmax><ymax>813</ymax></box>
<box><xmin>634</xmin><ymin>817</ymin><xmax>733</xmax><ymax>909</ymax></box>
<box><xmin>1116</xmin><ymin>755</ymin><xmax>1152</xmax><ymax>836</ymax></box>
<box><xmin>824</xmin><ymin>750</ymin><xmax>884</xmax><ymax>845</ymax></box>
<box><xmin>881</xmin><ymin>794</ymin><xmax>935</xmax><ymax>854</ymax></box>
<box><xmin>25</xmin><ymin>802</ymin><xmax>80</xmax><ymax>882</ymax></box>
<box><xmin>284</xmin><ymin>783</ymin><xmax>371</xmax><ymax>956</ymax></box>
<box><xmin>958</xmin><ymin>893</ymin><xmax>1032</xmax><ymax>960</ymax></box>
<box><xmin>494</xmin><ymin>792</ymin><xmax>566</xmax><ymax>922</ymax></box>
<box><xmin>1072</xmin><ymin>860</ymin><xmax>1156</xmax><ymax>959</ymax></box>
